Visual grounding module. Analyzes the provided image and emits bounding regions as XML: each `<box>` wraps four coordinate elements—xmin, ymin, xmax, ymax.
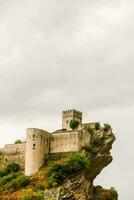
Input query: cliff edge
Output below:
<box><xmin>59</xmin><ymin>124</ymin><xmax>117</xmax><ymax>200</ymax></box>
<box><xmin>0</xmin><ymin>123</ymin><xmax>118</xmax><ymax>200</ymax></box>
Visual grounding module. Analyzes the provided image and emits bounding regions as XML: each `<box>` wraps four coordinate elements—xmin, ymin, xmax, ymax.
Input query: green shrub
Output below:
<box><xmin>4</xmin><ymin>176</ymin><xmax>30</xmax><ymax>190</ymax></box>
<box><xmin>17</xmin><ymin>176</ymin><xmax>30</xmax><ymax>187</ymax></box>
<box><xmin>61</xmin><ymin>128</ymin><xmax>67</xmax><ymax>131</ymax></box>
<box><xmin>93</xmin><ymin>185</ymin><xmax>103</xmax><ymax>191</ymax></box>
<box><xmin>92</xmin><ymin>136</ymin><xmax>103</xmax><ymax>147</ymax></box>
<box><xmin>6</xmin><ymin>162</ymin><xmax>20</xmax><ymax>173</ymax></box>
<box><xmin>47</xmin><ymin>177</ymin><xmax>58</xmax><ymax>188</ymax></box>
<box><xmin>110</xmin><ymin>190</ymin><xmax>118</xmax><ymax>198</ymax></box>
<box><xmin>69</xmin><ymin>120</ymin><xmax>79</xmax><ymax>130</ymax></box>
<box><xmin>90</xmin><ymin>146</ymin><xmax>99</xmax><ymax>155</ymax></box>
<box><xmin>0</xmin><ymin>173</ymin><xmax>18</xmax><ymax>185</ymax></box>
<box><xmin>95</xmin><ymin>122</ymin><xmax>100</xmax><ymax>130</ymax></box>
<box><xmin>47</xmin><ymin>163</ymin><xmax>65</xmax><ymax>185</ymax></box>
<box><xmin>14</xmin><ymin>139</ymin><xmax>22</xmax><ymax>144</ymax></box>
<box><xmin>0</xmin><ymin>162</ymin><xmax>20</xmax><ymax>179</ymax></box>
<box><xmin>103</xmin><ymin>123</ymin><xmax>111</xmax><ymax>131</ymax></box>
<box><xmin>21</xmin><ymin>191</ymin><xmax>44</xmax><ymax>200</ymax></box>
<box><xmin>0</xmin><ymin>169</ymin><xmax>8</xmax><ymax>178</ymax></box>
<box><xmin>64</xmin><ymin>152</ymin><xmax>90</xmax><ymax>174</ymax></box>
<box><xmin>44</xmin><ymin>154</ymin><xmax>52</xmax><ymax>165</ymax></box>
<box><xmin>47</xmin><ymin>152</ymin><xmax>90</xmax><ymax>188</ymax></box>
<box><xmin>34</xmin><ymin>182</ymin><xmax>45</xmax><ymax>191</ymax></box>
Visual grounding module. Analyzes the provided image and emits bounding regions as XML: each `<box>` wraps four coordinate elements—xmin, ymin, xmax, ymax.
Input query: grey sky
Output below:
<box><xmin>0</xmin><ymin>0</ymin><xmax>134</xmax><ymax>199</ymax></box>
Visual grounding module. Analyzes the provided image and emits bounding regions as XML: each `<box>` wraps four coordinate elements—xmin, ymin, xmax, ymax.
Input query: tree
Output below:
<box><xmin>69</xmin><ymin>120</ymin><xmax>79</xmax><ymax>130</ymax></box>
<box><xmin>14</xmin><ymin>140</ymin><xmax>22</xmax><ymax>144</ymax></box>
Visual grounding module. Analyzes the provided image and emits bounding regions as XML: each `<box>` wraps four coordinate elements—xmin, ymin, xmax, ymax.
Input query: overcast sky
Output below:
<box><xmin>0</xmin><ymin>0</ymin><xmax>134</xmax><ymax>199</ymax></box>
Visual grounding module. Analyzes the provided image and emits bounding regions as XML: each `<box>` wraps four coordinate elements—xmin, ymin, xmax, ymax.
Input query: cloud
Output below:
<box><xmin>0</xmin><ymin>1</ymin><xmax>134</xmax><ymax>199</ymax></box>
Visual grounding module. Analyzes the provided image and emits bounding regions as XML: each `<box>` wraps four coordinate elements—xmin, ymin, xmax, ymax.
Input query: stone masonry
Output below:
<box><xmin>0</xmin><ymin>109</ymin><xmax>96</xmax><ymax>176</ymax></box>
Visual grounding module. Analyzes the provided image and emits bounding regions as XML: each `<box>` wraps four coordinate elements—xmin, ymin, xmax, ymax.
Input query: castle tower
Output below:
<box><xmin>25</xmin><ymin>128</ymin><xmax>50</xmax><ymax>176</ymax></box>
<box><xmin>62</xmin><ymin>109</ymin><xmax>82</xmax><ymax>131</ymax></box>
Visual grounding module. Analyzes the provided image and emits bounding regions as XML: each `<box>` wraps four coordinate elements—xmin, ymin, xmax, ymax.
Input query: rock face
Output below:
<box><xmin>60</xmin><ymin>125</ymin><xmax>118</xmax><ymax>200</ymax></box>
<box><xmin>0</xmin><ymin>123</ymin><xmax>118</xmax><ymax>200</ymax></box>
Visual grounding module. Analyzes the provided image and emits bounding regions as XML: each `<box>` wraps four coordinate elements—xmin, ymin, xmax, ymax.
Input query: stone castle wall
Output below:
<box><xmin>0</xmin><ymin>122</ymin><xmax>95</xmax><ymax>174</ymax></box>
<box><xmin>0</xmin><ymin>143</ymin><xmax>26</xmax><ymax>169</ymax></box>
<box><xmin>50</xmin><ymin>131</ymin><xmax>80</xmax><ymax>153</ymax></box>
<box><xmin>50</xmin><ymin>128</ymin><xmax>91</xmax><ymax>154</ymax></box>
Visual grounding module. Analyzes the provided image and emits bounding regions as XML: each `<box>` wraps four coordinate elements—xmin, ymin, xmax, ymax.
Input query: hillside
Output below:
<box><xmin>0</xmin><ymin>123</ymin><xmax>118</xmax><ymax>200</ymax></box>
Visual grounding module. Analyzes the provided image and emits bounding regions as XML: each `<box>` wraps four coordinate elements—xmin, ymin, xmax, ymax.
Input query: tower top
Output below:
<box><xmin>62</xmin><ymin>109</ymin><xmax>82</xmax><ymax>130</ymax></box>
<box><xmin>62</xmin><ymin>109</ymin><xmax>82</xmax><ymax>118</ymax></box>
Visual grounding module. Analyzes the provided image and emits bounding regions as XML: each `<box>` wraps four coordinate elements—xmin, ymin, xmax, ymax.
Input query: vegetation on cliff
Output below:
<box><xmin>0</xmin><ymin>123</ymin><xmax>118</xmax><ymax>200</ymax></box>
<box><xmin>47</xmin><ymin>152</ymin><xmax>90</xmax><ymax>188</ymax></box>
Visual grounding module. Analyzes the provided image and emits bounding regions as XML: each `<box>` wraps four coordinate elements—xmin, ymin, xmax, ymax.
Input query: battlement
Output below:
<box><xmin>62</xmin><ymin>109</ymin><xmax>82</xmax><ymax>118</ymax></box>
<box><xmin>62</xmin><ymin>109</ymin><xmax>82</xmax><ymax>131</ymax></box>
<box><xmin>1</xmin><ymin>109</ymin><xmax>93</xmax><ymax>176</ymax></box>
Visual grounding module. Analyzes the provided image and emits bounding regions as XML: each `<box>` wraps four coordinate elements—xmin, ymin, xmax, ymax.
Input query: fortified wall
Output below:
<box><xmin>50</xmin><ymin>129</ymin><xmax>91</xmax><ymax>154</ymax></box>
<box><xmin>0</xmin><ymin>143</ymin><xmax>25</xmax><ymax>169</ymax></box>
<box><xmin>25</xmin><ymin>128</ymin><xmax>49</xmax><ymax>176</ymax></box>
<box><xmin>0</xmin><ymin>109</ymin><xmax>96</xmax><ymax>176</ymax></box>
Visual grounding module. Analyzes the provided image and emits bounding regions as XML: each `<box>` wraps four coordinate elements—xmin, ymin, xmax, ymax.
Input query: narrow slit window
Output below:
<box><xmin>33</xmin><ymin>143</ymin><xmax>36</xmax><ymax>149</ymax></box>
<box><xmin>33</xmin><ymin>134</ymin><xmax>35</xmax><ymax>141</ymax></box>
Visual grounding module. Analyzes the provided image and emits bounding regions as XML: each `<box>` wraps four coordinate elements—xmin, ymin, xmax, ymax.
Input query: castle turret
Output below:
<box><xmin>62</xmin><ymin>109</ymin><xmax>82</xmax><ymax>131</ymax></box>
<box><xmin>25</xmin><ymin>128</ymin><xmax>50</xmax><ymax>176</ymax></box>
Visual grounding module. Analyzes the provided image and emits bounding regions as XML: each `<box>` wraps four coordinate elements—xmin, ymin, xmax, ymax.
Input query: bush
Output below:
<box><xmin>0</xmin><ymin>173</ymin><xmax>18</xmax><ymax>186</ymax></box>
<box><xmin>69</xmin><ymin>120</ymin><xmax>79</xmax><ymax>130</ymax></box>
<box><xmin>47</xmin><ymin>177</ymin><xmax>58</xmax><ymax>188</ymax></box>
<box><xmin>6</xmin><ymin>162</ymin><xmax>20</xmax><ymax>173</ymax></box>
<box><xmin>0</xmin><ymin>169</ymin><xmax>8</xmax><ymax>178</ymax></box>
<box><xmin>44</xmin><ymin>154</ymin><xmax>52</xmax><ymax>165</ymax></box>
<box><xmin>21</xmin><ymin>191</ymin><xmax>44</xmax><ymax>200</ymax></box>
<box><xmin>103</xmin><ymin>123</ymin><xmax>111</xmax><ymax>131</ymax></box>
<box><xmin>65</xmin><ymin>152</ymin><xmax>90</xmax><ymax>174</ymax></box>
<box><xmin>95</xmin><ymin>122</ymin><xmax>100</xmax><ymax>130</ymax></box>
<box><xmin>4</xmin><ymin>176</ymin><xmax>30</xmax><ymax>190</ymax></box>
<box><xmin>14</xmin><ymin>139</ymin><xmax>22</xmax><ymax>144</ymax></box>
<box><xmin>34</xmin><ymin>182</ymin><xmax>45</xmax><ymax>191</ymax></box>
<box><xmin>16</xmin><ymin>176</ymin><xmax>30</xmax><ymax>187</ymax></box>
<box><xmin>47</xmin><ymin>153</ymin><xmax>90</xmax><ymax>188</ymax></box>
<box><xmin>89</xmin><ymin>145</ymin><xmax>99</xmax><ymax>155</ymax></box>
<box><xmin>61</xmin><ymin>128</ymin><xmax>67</xmax><ymax>131</ymax></box>
<box><xmin>0</xmin><ymin>163</ymin><xmax>20</xmax><ymax>178</ymax></box>
<box><xmin>93</xmin><ymin>185</ymin><xmax>103</xmax><ymax>191</ymax></box>
<box><xmin>47</xmin><ymin>163</ymin><xmax>65</xmax><ymax>185</ymax></box>
<box><xmin>110</xmin><ymin>189</ymin><xmax>118</xmax><ymax>198</ymax></box>
<box><xmin>92</xmin><ymin>136</ymin><xmax>103</xmax><ymax>147</ymax></box>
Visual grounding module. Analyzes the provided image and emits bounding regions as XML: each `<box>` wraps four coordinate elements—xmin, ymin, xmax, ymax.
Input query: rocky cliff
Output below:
<box><xmin>58</xmin><ymin>124</ymin><xmax>118</xmax><ymax>200</ymax></box>
<box><xmin>0</xmin><ymin>124</ymin><xmax>118</xmax><ymax>200</ymax></box>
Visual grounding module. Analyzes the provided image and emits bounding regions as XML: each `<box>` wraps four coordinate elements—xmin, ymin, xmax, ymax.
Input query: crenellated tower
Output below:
<box><xmin>62</xmin><ymin>109</ymin><xmax>82</xmax><ymax>131</ymax></box>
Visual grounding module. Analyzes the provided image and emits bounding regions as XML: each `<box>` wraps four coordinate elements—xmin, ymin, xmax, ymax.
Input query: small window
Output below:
<box><xmin>33</xmin><ymin>143</ymin><xmax>36</xmax><ymax>149</ymax></box>
<box><xmin>33</xmin><ymin>134</ymin><xmax>35</xmax><ymax>141</ymax></box>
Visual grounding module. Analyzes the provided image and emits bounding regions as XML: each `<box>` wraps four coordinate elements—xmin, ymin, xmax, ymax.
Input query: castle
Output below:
<box><xmin>0</xmin><ymin>109</ymin><xmax>96</xmax><ymax>176</ymax></box>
